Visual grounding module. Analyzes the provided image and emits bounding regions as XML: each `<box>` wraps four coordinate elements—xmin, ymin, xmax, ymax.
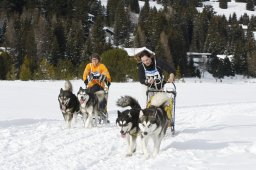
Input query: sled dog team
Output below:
<box><xmin>58</xmin><ymin>80</ymin><xmax>108</xmax><ymax>129</ymax></box>
<box><xmin>58</xmin><ymin>80</ymin><xmax>172</xmax><ymax>159</ymax></box>
<box><xmin>58</xmin><ymin>50</ymin><xmax>176</xmax><ymax>158</ymax></box>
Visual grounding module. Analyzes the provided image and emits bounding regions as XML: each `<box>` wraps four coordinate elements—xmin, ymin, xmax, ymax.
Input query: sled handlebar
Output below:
<box><xmin>146</xmin><ymin>89</ymin><xmax>176</xmax><ymax>97</ymax></box>
<box><xmin>146</xmin><ymin>82</ymin><xmax>176</xmax><ymax>97</ymax></box>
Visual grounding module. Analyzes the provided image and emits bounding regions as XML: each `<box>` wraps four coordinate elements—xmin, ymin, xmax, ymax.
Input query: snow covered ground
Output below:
<box><xmin>198</xmin><ymin>0</ymin><xmax>256</xmax><ymax>18</ymax></box>
<box><xmin>1</xmin><ymin>77</ymin><xmax>256</xmax><ymax>170</ymax></box>
<box><xmin>100</xmin><ymin>0</ymin><xmax>163</xmax><ymax>10</ymax></box>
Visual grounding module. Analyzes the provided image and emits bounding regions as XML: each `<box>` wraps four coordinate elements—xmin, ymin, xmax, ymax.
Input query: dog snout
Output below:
<box><xmin>143</xmin><ymin>132</ymin><xmax>148</xmax><ymax>135</ymax></box>
<box><xmin>120</xmin><ymin>130</ymin><xmax>124</xmax><ymax>134</ymax></box>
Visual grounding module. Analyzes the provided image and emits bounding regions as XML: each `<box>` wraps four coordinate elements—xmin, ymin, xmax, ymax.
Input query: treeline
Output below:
<box><xmin>219</xmin><ymin>0</ymin><xmax>256</xmax><ymax>11</ymax></box>
<box><xmin>0</xmin><ymin>0</ymin><xmax>256</xmax><ymax>81</ymax></box>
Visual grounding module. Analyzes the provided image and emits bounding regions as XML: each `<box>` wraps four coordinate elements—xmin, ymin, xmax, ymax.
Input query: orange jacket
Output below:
<box><xmin>83</xmin><ymin>63</ymin><xmax>111</xmax><ymax>88</ymax></box>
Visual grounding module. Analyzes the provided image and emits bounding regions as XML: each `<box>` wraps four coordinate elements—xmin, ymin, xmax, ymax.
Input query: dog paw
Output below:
<box><xmin>144</xmin><ymin>154</ymin><xmax>150</xmax><ymax>159</ymax></box>
<box><xmin>152</xmin><ymin>152</ymin><xmax>158</xmax><ymax>158</ymax></box>
<box><xmin>126</xmin><ymin>153</ymin><xmax>132</xmax><ymax>157</ymax></box>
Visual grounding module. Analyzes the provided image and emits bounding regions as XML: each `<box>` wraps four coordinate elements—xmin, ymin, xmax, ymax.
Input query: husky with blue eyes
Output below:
<box><xmin>139</xmin><ymin>92</ymin><xmax>169</xmax><ymax>159</ymax></box>
<box><xmin>116</xmin><ymin>96</ymin><xmax>141</xmax><ymax>157</ymax></box>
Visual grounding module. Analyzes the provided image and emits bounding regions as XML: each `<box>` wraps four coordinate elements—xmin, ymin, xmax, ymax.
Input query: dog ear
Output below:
<box><xmin>128</xmin><ymin>112</ymin><xmax>132</xmax><ymax>118</ymax></box>
<box><xmin>79</xmin><ymin>87</ymin><xmax>83</xmax><ymax>90</ymax></box>
<box><xmin>117</xmin><ymin>110</ymin><xmax>121</xmax><ymax>116</ymax></box>
<box><xmin>154</xmin><ymin>109</ymin><xmax>158</xmax><ymax>117</ymax></box>
<box><xmin>60</xmin><ymin>88</ymin><xmax>63</xmax><ymax>93</ymax></box>
<box><xmin>139</xmin><ymin>110</ymin><xmax>144</xmax><ymax>118</ymax></box>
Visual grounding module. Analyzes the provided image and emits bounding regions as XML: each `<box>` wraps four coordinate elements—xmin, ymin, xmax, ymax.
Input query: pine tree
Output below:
<box><xmin>239</xmin><ymin>13</ymin><xmax>250</xmax><ymax>25</ymax></box>
<box><xmin>128</xmin><ymin>0</ymin><xmax>140</xmax><ymax>14</ymax></box>
<box><xmin>204</xmin><ymin>16</ymin><xmax>229</xmax><ymax>56</ymax></box>
<box><xmin>3</xmin><ymin>0</ymin><xmax>26</xmax><ymax>14</ymax></box>
<box><xmin>106</xmin><ymin>0</ymin><xmax>119</xmax><ymax>26</ymax></box>
<box><xmin>233</xmin><ymin>41</ymin><xmax>247</xmax><ymax>75</ymax></box>
<box><xmin>187</xmin><ymin>57</ymin><xmax>196</xmax><ymax>77</ymax></box>
<box><xmin>55</xmin><ymin>59</ymin><xmax>75</xmax><ymax>80</ymax></box>
<box><xmin>175</xmin><ymin>66</ymin><xmax>182</xmax><ymax>79</ymax></box>
<box><xmin>248</xmin><ymin>16</ymin><xmax>256</xmax><ymax>30</ymax></box>
<box><xmin>34</xmin><ymin>58</ymin><xmax>56</xmax><ymax>80</ymax></box>
<box><xmin>159</xmin><ymin>31</ymin><xmax>174</xmax><ymax>66</ymax></box>
<box><xmin>210</xmin><ymin>56</ymin><xmax>224</xmax><ymax>81</ymax></box>
<box><xmin>168</xmin><ymin>29</ymin><xmax>187</xmax><ymax>76</ymax></box>
<box><xmin>190</xmin><ymin>6</ymin><xmax>215</xmax><ymax>52</ymax></box>
<box><xmin>223</xmin><ymin>57</ymin><xmax>234</xmax><ymax>76</ymax></box>
<box><xmin>219</xmin><ymin>0</ymin><xmax>228</xmax><ymax>9</ymax></box>
<box><xmin>246</xmin><ymin>29</ymin><xmax>256</xmax><ymax>77</ymax></box>
<box><xmin>48</xmin><ymin>19</ymin><xmax>66</xmax><ymax>66</ymax></box>
<box><xmin>113</xmin><ymin>1</ymin><xmax>130</xmax><ymax>46</ymax></box>
<box><xmin>246</xmin><ymin>0</ymin><xmax>254</xmax><ymax>11</ymax></box>
<box><xmin>0</xmin><ymin>52</ymin><xmax>12</xmax><ymax>80</ymax></box>
<box><xmin>134</xmin><ymin>25</ymin><xmax>146</xmax><ymax>47</ymax></box>
<box><xmin>0</xmin><ymin>20</ymin><xmax>6</xmax><ymax>44</ymax></box>
<box><xmin>19</xmin><ymin>55</ymin><xmax>32</xmax><ymax>80</ymax></box>
<box><xmin>138</xmin><ymin>0</ymin><xmax>150</xmax><ymax>30</ymax></box>
<box><xmin>66</xmin><ymin>20</ymin><xmax>84</xmax><ymax>66</ymax></box>
<box><xmin>20</xmin><ymin>13</ymin><xmax>37</xmax><ymax>73</ymax></box>
<box><xmin>146</xmin><ymin>8</ymin><xmax>165</xmax><ymax>51</ymax></box>
<box><xmin>34</xmin><ymin>15</ymin><xmax>51</xmax><ymax>61</ymax></box>
<box><xmin>90</xmin><ymin>11</ymin><xmax>106</xmax><ymax>54</ymax></box>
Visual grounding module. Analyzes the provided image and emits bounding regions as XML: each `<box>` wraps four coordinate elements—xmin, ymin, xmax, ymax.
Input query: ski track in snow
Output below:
<box><xmin>1</xmin><ymin>80</ymin><xmax>256</xmax><ymax>170</ymax></box>
<box><xmin>1</xmin><ymin>102</ymin><xmax>256</xmax><ymax>170</ymax></box>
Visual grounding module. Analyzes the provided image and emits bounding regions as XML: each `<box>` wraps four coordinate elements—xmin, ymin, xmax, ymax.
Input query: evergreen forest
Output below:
<box><xmin>0</xmin><ymin>0</ymin><xmax>256</xmax><ymax>81</ymax></box>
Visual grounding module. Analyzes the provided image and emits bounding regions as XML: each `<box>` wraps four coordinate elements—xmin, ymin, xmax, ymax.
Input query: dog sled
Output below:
<box><xmin>146</xmin><ymin>82</ymin><xmax>177</xmax><ymax>134</ymax></box>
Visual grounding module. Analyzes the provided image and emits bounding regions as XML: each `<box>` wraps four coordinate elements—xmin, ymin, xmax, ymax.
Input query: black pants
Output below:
<box><xmin>88</xmin><ymin>84</ymin><xmax>104</xmax><ymax>93</ymax></box>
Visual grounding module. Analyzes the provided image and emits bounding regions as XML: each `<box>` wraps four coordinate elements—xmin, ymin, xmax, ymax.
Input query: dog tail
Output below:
<box><xmin>116</xmin><ymin>96</ymin><xmax>141</xmax><ymax>109</ymax></box>
<box><xmin>150</xmin><ymin>92</ymin><xmax>170</xmax><ymax>107</ymax></box>
<box><xmin>64</xmin><ymin>80</ymin><xmax>73</xmax><ymax>92</ymax></box>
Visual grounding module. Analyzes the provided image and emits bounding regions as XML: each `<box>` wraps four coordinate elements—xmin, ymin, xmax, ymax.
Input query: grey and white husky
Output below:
<box><xmin>58</xmin><ymin>80</ymin><xmax>80</xmax><ymax>128</ymax></box>
<box><xmin>116</xmin><ymin>96</ymin><xmax>141</xmax><ymax>156</ymax></box>
<box><xmin>77</xmin><ymin>87</ymin><xmax>108</xmax><ymax>128</ymax></box>
<box><xmin>139</xmin><ymin>92</ymin><xmax>169</xmax><ymax>158</ymax></box>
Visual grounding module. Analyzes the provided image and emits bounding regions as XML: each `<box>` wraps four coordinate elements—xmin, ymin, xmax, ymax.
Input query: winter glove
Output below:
<box><xmin>146</xmin><ymin>77</ymin><xmax>154</xmax><ymax>85</ymax></box>
<box><xmin>167</xmin><ymin>73</ymin><xmax>175</xmax><ymax>83</ymax></box>
<box><xmin>84</xmin><ymin>79</ymin><xmax>88</xmax><ymax>86</ymax></box>
<box><xmin>105</xmin><ymin>81</ymin><xmax>111</xmax><ymax>87</ymax></box>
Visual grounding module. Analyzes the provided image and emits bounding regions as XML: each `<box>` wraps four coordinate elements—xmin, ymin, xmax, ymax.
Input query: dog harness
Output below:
<box><xmin>83</xmin><ymin>63</ymin><xmax>111</xmax><ymax>89</ymax></box>
<box><xmin>129</xmin><ymin>127</ymin><xmax>139</xmax><ymax>137</ymax></box>
<box><xmin>142</xmin><ymin>60</ymin><xmax>163</xmax><ymax>90</ymax></box>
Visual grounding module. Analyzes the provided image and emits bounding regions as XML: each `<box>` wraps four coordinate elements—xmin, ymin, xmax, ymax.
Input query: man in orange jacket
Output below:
<box><xmin>83</xmin><ymin>53</ymin><xmax>111</xmax><ymax>93</ymax></box>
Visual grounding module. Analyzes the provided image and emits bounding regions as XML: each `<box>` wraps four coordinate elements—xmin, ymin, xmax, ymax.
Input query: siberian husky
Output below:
<box><xmin>116</xmin><ymin>96</ymin><xmax>141</xmax><ymax>156</ymax></box>
<box><xmin>77</xmin><ymin>87</ymin><xmax>108</xmax><ymax>128</ymax></box>
<box><xmin>139</xmin><ymin>92</ymin><xmax>169</xmax><ymax>158</ymax></box>
<box><xmin>58</xmin><ymin>80</ymin><xmax>80</xmax><ymax>128</ymax></box>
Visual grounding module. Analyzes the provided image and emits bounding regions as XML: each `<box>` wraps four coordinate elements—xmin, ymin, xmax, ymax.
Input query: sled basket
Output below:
<box><xmin>146</xmin><ymin>82</ymin><xmax>177</xmax><ymax>134</ymax></box>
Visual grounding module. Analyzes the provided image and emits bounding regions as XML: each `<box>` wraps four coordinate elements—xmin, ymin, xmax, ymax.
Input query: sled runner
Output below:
<box><xmin>146</xmin><ymin>82</ymin><xmax>177</xmax><ymax>134</ymax></box>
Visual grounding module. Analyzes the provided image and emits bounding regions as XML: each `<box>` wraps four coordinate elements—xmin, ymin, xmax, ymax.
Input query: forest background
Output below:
<box><xmin>0</xmin><ymin>0</ymin><xmax>256</xmax><ymax>81</ymax></box>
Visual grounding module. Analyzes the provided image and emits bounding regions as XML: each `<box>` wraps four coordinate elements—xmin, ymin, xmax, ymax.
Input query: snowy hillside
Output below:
<box><xmin>1</xmin><ymin>79</ymin><xmax>256</xmax><ymax>170</ymax></box>
<box><xmin>198</xmin><ymin>0</ymin><xmax>256</xmax><ymax>18</ymax></box>
<box><xmin>100</xmin><ymin>0</ymin><xmax>163</xmax><ymax>10</ymax></box>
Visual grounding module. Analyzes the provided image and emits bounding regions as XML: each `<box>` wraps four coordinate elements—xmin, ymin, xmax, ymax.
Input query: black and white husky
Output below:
<box><xmin>116</xmin><ymin>96</ymin><xmax>141</xmax><ymax>156</ymax></box>
<box><xmin>77</xmin><ymin>87</ymin><xmax>108</xmax><ymax>128</ymax></box>
<box><xmin>58</xmin><ymin>80</ymin><xmax>80</xmax><ymax>128</ymax></box>
<box><xmin>139</xmin><ymin>92</ymin><xmax>169</xmax><ymax>158</ymax></box>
